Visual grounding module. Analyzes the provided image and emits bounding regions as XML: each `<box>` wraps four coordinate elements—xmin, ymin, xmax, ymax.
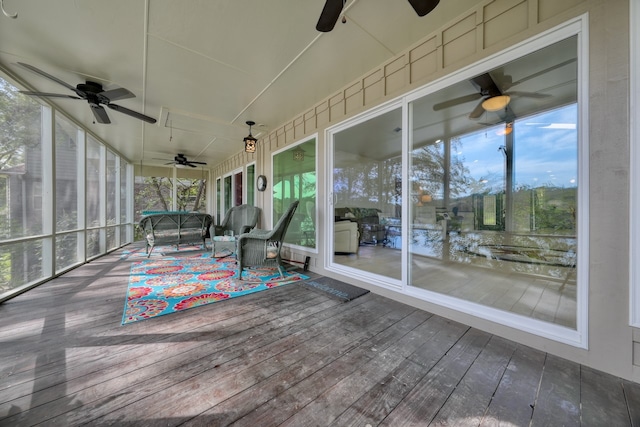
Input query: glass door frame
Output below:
<box><xmin>325</xmin><ymin>15</ymin><xmax>589</xmax><ymax>348</ymax></box>
<box><xmin>221</xmin><ymin>167</ymin><xmax>244</xmax><ymax>214</ymax></box>
<box><xmin>326</xmin><ymin>100</ymin><xmax>404</xmax><ymax>290</ymax></box>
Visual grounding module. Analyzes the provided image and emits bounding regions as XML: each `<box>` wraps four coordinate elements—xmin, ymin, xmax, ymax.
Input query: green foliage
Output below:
<box><xmin>0</xmin><ymin>79</ymin><xmax>41</xmax><ymax>170</ymax></box>
<box><xmin>56</xmin><ymin>212</ymin><xmax>80</xmax><ymax>269</ymax></box>
<box><xmin>411</xmin><ymin>139</ymin><xmax>472</xmax><ymax>199</ymax></box>
<box><xmin>133</xmin><ymin>176</ymin><xmax>206</xmax><ymax>240</ymax></box>
<box><xmin>0</xmin><ymin>251</ymin><xmax>11</xmax><ymax>291</ymax></box>
<box><xmin>532</xmin><ymin>187</ymin><xmax>576</xmax><ymax>233</ymax></box>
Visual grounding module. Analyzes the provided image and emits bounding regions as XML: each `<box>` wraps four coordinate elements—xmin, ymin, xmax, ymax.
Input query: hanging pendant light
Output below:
<box><xmin>292</xmin><ymin>146</ymin><xmax>305</xmax><ymax>162</ymax></box>
<box><xmin>244</xmin><ymin>121</ymin><xmax>257</xmax><ymax>153</ymax></box>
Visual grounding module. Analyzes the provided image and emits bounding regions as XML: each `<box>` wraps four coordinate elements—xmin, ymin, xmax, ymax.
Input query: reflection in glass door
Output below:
<box><xmin>408</xmin><ymin>34</ymin><xmax>579</xmax><ymax>329</ymax></box>
<box><xmin>272</xmin><ymin>138</ymin><xmax>316</xmax><ymax>249</ymax></box>
<box><xmin>246</xmin><ymin>164</ymin><xmax>255</xmax><ymax>206</ymax></box>
<box><xmin>223</xmin><ymin>175</ymin><xmax>232</xmax><ymax>213</ymax></box>
<box><xmin>234</xmin><ymin>171</ymin><xmax>243</xmax><ymax>206</ymax></box>
<box><xmin>215</xmin><ymin>177</ymin><xmax>222</xmax><ymax>224</ymax></box>
<box><xmin>332</xmin><ymin>106</ymin><xmax>402</xmax><ymax>281</ymax></box>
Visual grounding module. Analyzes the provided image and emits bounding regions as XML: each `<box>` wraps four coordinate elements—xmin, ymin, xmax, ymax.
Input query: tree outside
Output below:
<box><xmin>133</xmin><ymin>175</ymin><xmax>207</xmax><ymax>241</ymax></box>
<box><xmin>0</xmin><ymin>78</ymin><xmax>44</xmax><ymax>293</ymax></box>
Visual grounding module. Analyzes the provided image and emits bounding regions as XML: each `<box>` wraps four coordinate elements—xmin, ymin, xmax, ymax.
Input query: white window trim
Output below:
<box><xmin>630</xmin><ymin>0</ymin><xmax>640</xmax><ymax>327</ymax></box>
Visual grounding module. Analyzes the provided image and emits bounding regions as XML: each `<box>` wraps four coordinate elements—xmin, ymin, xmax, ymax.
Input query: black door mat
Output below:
<box><xmin>300</xmin><ymin>276</ymin><xmax>370</xmax><ymax>302</ymax></box>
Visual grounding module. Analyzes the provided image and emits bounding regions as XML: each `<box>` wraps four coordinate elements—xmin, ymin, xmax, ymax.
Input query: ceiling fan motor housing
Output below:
<box><xmin>76</xmin><ymin>81</ymin><xmax>103</xmax><ymax>94</ymax></box>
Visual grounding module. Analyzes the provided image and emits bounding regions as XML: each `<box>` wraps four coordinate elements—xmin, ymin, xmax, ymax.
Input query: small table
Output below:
<box><xmin>211</xmin><ymin>235</ymin><xmax>237</xmax><ymax>258</ymax></box>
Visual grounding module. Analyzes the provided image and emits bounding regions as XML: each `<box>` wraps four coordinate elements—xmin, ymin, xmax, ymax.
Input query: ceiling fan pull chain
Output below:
<box><xmin>1</xmin><ymin>0</ymin><xmax>18</xmax><ymax>19</ymax></box>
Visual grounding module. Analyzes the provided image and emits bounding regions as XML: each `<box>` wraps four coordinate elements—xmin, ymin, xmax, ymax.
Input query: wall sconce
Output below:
<box><xmin>482</xmin><ymin>95</ymin><xmax>511</xmax><ymax>112</ymax></box>
<box><xmin>292</xmin><ymin>146</ymin><xmax>305</xmax><ymax>162</ymax></box>
<box><xmin>244</xmin><ymin>120</ymin><xmax>257</xmax><ymax>153</ymax></box>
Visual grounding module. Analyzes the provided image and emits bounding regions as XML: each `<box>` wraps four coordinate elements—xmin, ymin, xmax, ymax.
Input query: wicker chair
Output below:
<box><xmin>210</xmin><ymin>204</ymin><xmax>261</xmax><ymax>257</ymax></box>
<box><xmin>236</xmin><ymin>201</ymin><xmax>299</xmax><ymax>279</ymax></box>
<box><xmin>211</xmin><ymin>204</ymin><xmax>261</xmax><ymax>237</ymax></box>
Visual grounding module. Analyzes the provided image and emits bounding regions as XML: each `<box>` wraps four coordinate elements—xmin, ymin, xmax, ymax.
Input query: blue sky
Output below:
<box><xmin>456</xmin><ymin>104</ymin><xmax>577</xmax><ymax>194</ymax></box>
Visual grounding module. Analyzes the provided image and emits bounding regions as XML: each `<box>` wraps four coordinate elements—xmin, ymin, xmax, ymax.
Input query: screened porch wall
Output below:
<box><xmin>0</xmin><ymin>82</ymin><xmax>135</xmax><ymax>301</ymax></box>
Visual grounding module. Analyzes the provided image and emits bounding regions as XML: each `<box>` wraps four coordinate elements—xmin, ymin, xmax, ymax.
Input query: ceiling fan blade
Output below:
<box><xmin>99</xmin><ymin>87</ymin><xmax>135</xmax><ymax>102</ymax></box>
<box><xmin>433</xmin><ymin>93</ymin><xmax>482</xmax><ymax>111</ymax></box>
<box><xmin>488</xmin><ymin>70</ymin><xmax>513</xmax><ymax>91</ymax></box>
<box><xmin>91</xmin><ymin>105</ymin><xmax>111</xmax><ymax>124</ymax></box>
<box><xmin>106</xmin><ymin>103</ymin><xmax>157</xmax><ymax>124</ymax></box>
<box><xmin>509</xmin><ymin>58</ymin><xmax>576</xmax><ymax>88</ymax></box>
<box><xmin>470</xmin><ymin>73</ymin><xmax>502</xmax><ymax>97</ymax></box>
<box><xmin>468</xmin><ymin>100</ymin><xmax>486</xmax><ymax>119</ymax></box>
<box><xmin>187</xmin><ymin>163</ymin><xmax>197</xmax><ymax>168</ymax></box>
<box><xmin>19</xmin><ymin>91</ymin><xmax>81</xmax><ymax>100</ymax></box>
<box><xmin>507</xmin><ymin>91</ymin><xmax>551</xmax><ymax>99</ymax></box>
<box><xmin>316</xmin><ymin>0</ymin><xmax>343</xmax><ymax>32</ymax></box>
<box><xmin>17</xmin><ymin>62</ymin><xmax>77</xmax><ymax>92</ymax></box>
<box><xmin>407</xmin><ymin>0</ymin><xmax>440</xmax><ymax>16</ymax></box>
<box><xmin>188</xmin><ymin>161</ymin><xmax>207</xmax><ymax>165</ymax></box>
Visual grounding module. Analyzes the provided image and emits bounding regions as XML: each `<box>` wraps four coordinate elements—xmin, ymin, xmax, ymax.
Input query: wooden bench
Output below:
<box><xmin>138</xmin><ymin>212</ymin><xmax>213</xmax><ymax>257</ymax></box>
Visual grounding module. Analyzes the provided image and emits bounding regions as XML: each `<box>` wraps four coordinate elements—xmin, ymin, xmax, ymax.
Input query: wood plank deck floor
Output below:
<box><xmin>1</xmin><ymin>248</ymin><xmax>639</xmax><ymax>426</ymax></box>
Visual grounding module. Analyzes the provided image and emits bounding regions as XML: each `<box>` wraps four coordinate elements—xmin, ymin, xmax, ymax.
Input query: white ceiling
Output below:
<box><xmin>0</xmin><ymin>0</ymin><xmax>476</xmax><ymax>169</ymax></box>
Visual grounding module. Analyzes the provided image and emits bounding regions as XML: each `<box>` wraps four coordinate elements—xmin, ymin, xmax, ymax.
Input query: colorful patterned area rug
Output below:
<box><xmin>120</xmin><ymin>244</ymin><xmax>208</xmax><ymax>260</ymax></box>
<box><xmin>122</xmin><ymin>256</ymin><xmax>308</xmax><ymax>324</ymax></box>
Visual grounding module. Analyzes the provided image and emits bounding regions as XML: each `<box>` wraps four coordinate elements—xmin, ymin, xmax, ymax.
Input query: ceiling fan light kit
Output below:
<box><xmin>244</xmin><ymin>120</ymin><xmax>257</xmax><ymax>153</ymax></box>
<box><xmin>482</xmin><ymin>95</ymin><xmax>511</xmax><ymax>112</ymax></box>
<box><xmin>432</xmin><ymin>68</ymin><xmax>553</xmax><ymax>120</ymax></box>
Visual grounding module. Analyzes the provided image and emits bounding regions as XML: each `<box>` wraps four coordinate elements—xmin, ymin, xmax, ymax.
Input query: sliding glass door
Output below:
<box><xmin>407</xmin><ymin>36</ymin><xmax>579</xmax><ymax>328</ymax></box>
<box><xmin>331</xmin><ymin>107</ymin><xmax>402</xmax><ymax>281</ymax></box>
<box><xmin>329</xmin><ymin>30</ymin><xmax>582</xmax><ymax>333</ymax></box>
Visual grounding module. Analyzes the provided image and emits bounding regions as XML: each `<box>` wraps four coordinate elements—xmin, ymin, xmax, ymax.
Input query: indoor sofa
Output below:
<box><xmin>335</xmin><ymin>207</ymin><xmax>385</xmax><ymax>245</ymax></box>
<box><xmin>334</xmin><ymin>220</ymin><xmax>359</xmax><ymax>253</ymax></box>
